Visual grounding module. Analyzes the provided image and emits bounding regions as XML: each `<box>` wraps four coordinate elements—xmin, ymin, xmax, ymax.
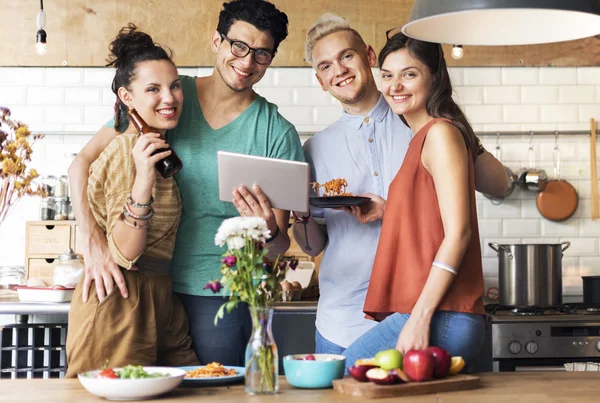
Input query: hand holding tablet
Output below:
<box><xmin>218</xmin><ymin>151</ymin><xmax>310</xmax><ymax>213</ymax></box>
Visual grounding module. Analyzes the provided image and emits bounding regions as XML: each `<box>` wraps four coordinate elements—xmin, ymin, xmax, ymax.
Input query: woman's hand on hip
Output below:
<box><xmin>232</xmin><ymin>184</ymin><xmax>278</xmax><ymax>235</ymax></box>
<box><xmin>131</xmin><ymin>132</ymin><xmax>170</xmax><ymax>187</ymax></box>
<box><xmin>395</xmin><ymin>314</ymin><xmax>431</xmax><ymax>354</ymax></box>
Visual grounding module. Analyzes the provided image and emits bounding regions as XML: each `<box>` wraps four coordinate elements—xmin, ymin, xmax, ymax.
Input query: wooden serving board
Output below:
<box><xmin>332</xmin><ymin>374</ymin><xmax>479</xmax><ymax>398</ymax></box>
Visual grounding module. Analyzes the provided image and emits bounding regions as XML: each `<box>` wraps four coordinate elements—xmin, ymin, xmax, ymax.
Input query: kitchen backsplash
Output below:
<box><xmin>1</xmin><ymin>66</ymin><xmax>599</xmax><ymax>296</ymax></box>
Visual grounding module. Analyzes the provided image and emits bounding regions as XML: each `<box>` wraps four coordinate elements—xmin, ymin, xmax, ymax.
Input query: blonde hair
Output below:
<box><xmin>305</xmin><ymin>13</ymin><xmax>366</xmax><ymax>64</ymax></box>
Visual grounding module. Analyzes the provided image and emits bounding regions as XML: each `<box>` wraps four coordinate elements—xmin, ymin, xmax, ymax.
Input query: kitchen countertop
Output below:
<box><xmin>3</xmin><ymin>372</ymin><xmax>600</xmax><ymax>402</ymax></box>
<box><xmin>0</xmin><ymin>300</ymin><xmax>318</xmax><ymax>316</ymax></box>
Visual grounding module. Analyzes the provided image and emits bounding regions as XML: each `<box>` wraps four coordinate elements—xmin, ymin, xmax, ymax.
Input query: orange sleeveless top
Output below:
<box><xmin>363</xmin><ymin>118</ymin><xmax>485</xmax><ymax>321</ymax></box>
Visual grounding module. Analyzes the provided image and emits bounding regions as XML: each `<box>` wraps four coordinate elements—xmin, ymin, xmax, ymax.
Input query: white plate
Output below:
<box><xmin>78</xmin><ymin>367</ymin><xmax>185</xmax><ymax>401</ymax></box>
<box><xmin>179</xmin><ymin>365</ymin><xmax>245</xmax><ymax>385</ymax></box>
<box><xmin>15</xmin><ymin>286</ymin><xmax>75</xmax><ymax>302</ymax></box>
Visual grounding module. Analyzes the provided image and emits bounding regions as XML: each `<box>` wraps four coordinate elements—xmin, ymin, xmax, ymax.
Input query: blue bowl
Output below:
<box><xmin>283</xmin><ymin>354</ymin><xmax>345</xmax><ymax>389</ymax></box>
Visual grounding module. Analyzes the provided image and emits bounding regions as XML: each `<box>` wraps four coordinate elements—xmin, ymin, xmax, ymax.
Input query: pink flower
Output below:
<box><xmin>221</xmin><ymin>255</ymin><xmax>237</xmax><ymax>267</ymax></box>
<box><xmin>203</xmin><ymin>280</ymin><xmax>223</xmax><ymax>294</ymax></box>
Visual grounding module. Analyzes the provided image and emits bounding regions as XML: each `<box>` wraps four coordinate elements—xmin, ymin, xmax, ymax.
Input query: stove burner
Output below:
<box><xmin>486</xmin><ymin>304</ymin><xmax>570</xmax><ymax>316</ymax></box>
<box><xmin>510</xmin><ymin>307</ymin><xmax>545</xmax><ymax>316</ymax></box>
<box><xmin>585</xmin><ymin>307</ymin><xmax>600</xmax><ymax>313</ymax></box>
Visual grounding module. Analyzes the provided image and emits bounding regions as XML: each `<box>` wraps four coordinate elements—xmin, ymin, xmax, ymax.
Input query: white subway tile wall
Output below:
<box><xmin>1</xmin><ymin>66</ymin><xmax>599</xmax><ymax>296</ymax></box>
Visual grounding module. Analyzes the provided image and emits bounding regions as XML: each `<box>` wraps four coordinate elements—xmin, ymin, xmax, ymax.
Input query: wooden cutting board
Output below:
<box><xmin>332</xmin><ymin>374</ymin><xmax>480</xmax><ymax>398</ymax></box>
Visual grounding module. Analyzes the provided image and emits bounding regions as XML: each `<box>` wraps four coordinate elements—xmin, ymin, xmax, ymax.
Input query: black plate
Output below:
<box><xmin>309</xmin><ymin>196</ymin><xmax>371</xmax><ymax>208</ymax></box>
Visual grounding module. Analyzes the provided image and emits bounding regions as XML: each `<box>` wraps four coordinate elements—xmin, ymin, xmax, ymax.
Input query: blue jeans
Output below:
<box><xmin>176</xmin><ymin>293</ymin><xmax>251</xmax><ymax>366</ymax></box>
<box><xmin>342</xmin><ymin>311</ymin><xmax>485</xmax><ymax>372</ymax></box>
<box><xmin>315</xmin><ymin>329</ymin><xmax>345</xmax><ymax>355</ymax></box>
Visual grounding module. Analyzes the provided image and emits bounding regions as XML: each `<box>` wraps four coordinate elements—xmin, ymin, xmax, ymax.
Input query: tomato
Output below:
<box><xmin>97</xmin><ymin>368</ymin><xmax>119</xmax><ymax>379</ymax></box>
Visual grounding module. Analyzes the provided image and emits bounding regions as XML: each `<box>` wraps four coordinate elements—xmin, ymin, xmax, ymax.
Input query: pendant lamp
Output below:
<box><xmin>402</xmin><ymin>0</ymin><xmax>600</xmax><ymax>45</ymax></box>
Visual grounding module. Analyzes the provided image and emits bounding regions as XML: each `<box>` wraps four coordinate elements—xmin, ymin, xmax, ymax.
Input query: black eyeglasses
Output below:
<box><xmin>219</xmin><ymin>32</ymin><xmax>274</xmax><ymax>65</ymax></box>
<box><xmin>385</xmin><ymin>27</ymin><xmax>403</xmax><ymax>41</ymax></box>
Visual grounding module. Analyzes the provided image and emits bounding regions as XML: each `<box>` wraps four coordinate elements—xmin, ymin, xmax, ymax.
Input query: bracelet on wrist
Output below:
<box><xmin>123</xmin><ymin>203</ymin><xmax>155</xmax><ymax>221</ymax></box>
<box><xmin>127</xmin><ymin>194</ymin><xmax>155</xmax><ymax>208</ymax></box>
<box><xmin>266</xmin><ymin>225</ymin><xmax>280</xmax><ymax>243</ymax></box>
<box><xmin>119</xmin><ymin>212</ymin><xmax>149</xmax><ymax>229</ymax></box>
<box><xmin>292</xmin><ymin>210</ymin><xmax>311</xmax><ymax>223</ymax></box>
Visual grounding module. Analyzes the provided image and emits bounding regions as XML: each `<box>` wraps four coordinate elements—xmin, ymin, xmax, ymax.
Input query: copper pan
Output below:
<box><xmin>536</xmin><ymin>141</ymin><xmax>578</xmax><ymax>221</ymax></box>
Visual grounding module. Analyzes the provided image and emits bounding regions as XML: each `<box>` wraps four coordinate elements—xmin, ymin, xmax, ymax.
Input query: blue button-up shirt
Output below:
<box><xmin>304</xmin><ymin>95</ymin><xmax>413</xmax><ymax>348</ymax></box>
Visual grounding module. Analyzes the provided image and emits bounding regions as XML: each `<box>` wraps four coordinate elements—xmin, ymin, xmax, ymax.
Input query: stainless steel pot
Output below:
<box><xmin>488</xmin><ymin>242</ymin><xmax>570</xmax><ymax>307</ymax></box>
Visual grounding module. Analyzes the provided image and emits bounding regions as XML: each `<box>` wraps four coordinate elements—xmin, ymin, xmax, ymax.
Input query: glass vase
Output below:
<box><xmin>245</xmin><ymin>306</ymin><xmax>278</xmax><ymax>394</ymax></box>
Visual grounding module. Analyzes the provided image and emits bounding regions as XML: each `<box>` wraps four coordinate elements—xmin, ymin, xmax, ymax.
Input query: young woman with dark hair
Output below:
<box><xmin>342</xmin><ymin>32</ymin><xmax>486</xmax><ymax>370</ymax></box>
<box><xmin>65</xmin><ymin>24</ymin><xmax>199</xmax><ymax>377</ymax></box>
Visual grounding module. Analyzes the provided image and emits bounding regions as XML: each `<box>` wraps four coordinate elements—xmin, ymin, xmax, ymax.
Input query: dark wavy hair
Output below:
<box><xmin>217</xmin><ymin>0</ymin><xmax>289</xmax><ymax>54</ymax></box>
<box><xmin>106</xmin><ymin>23</ymin><xmax>173</xmax><ymax>132</ymax></box>
<box><xmin>379</xmin><ymin>33</ymin><xmax>478</xmax><ymax>159</ymax></box>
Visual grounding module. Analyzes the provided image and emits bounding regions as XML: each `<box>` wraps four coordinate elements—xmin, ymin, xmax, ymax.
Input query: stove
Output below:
<box><xmin>488</xmin><ymin>304</ymin><xmax>600</xmax><ymax>372</ymax></box>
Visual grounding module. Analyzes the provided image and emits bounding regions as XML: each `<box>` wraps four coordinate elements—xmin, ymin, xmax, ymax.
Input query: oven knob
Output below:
<box><xmin>596</xmin><ymin>340</ymin><xmax>600</xmax><ymax>352</ymax></box>
<box><xmin>525</xmin><ymin>341</ymin><xmax>539</xmax><ymax>354</ymax></box>
<box><xmin>508</xmin><ymin>341</ymin><xmax>522</xmax><ymax>354</ymax></box>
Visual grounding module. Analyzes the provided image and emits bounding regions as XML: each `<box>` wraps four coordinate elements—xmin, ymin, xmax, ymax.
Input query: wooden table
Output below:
<box><xmin>3</xmin><ymin>372</ymin><xmax>600</xmax><ymax>402</ymax></box>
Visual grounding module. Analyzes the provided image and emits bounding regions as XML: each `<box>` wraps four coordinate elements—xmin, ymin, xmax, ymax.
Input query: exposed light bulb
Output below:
<box><xmin>451</xmin><ymin>45</ymin><xmax>464</xmax><ymax>60</ymax></box>
<box><xmin>35</xmin><ymin>5</ymin><xmax>47</xmax><ymax>56</ymax></box>
<box><xmin>36</xmin><ymin>41</ymin><xmax>48</xmax><ymax>55</ymax></box>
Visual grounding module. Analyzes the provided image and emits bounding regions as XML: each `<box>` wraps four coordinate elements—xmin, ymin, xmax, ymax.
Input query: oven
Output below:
<box><xmin>491</xmin><ymin>305</ymin><xmax>600</xmax><ymax>372</ymax></box>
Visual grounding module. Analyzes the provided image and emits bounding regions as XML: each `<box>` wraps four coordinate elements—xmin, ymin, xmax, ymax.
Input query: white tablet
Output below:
<box><xmin>218</xmin><ymin>151</ymin><xmax>309</xmax><ymax>213</ymax></box>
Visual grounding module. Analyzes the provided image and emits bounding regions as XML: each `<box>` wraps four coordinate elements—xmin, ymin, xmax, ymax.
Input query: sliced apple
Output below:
<box><xmin>449</xmin><ymin>356</ymin><xmax>465</xmax><ymax>375</ymax></box>
<box><xmin>355</xmin><ymin>358</ymin><xmax>377</xmax><ymax>366</ymax></box>
<box><xmin>366</xmin><ymin>367</ymin><xmax>397</xmax><ymax>385</ymax></box>
<box><xmin>389</xmin><ymin>368</ymin><xmax>410</xmax><ymax>383</ymax></box>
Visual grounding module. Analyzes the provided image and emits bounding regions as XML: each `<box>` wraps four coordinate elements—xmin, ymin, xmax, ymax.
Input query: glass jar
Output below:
<box><xmin>53</xmin><ymin>248</ymin><xmax>84</xmax><ymax>287</ymax></box>
<box><xmin>54</xmin><ymin>197</ymin><xmax>69</xmax><ymax>221</ymax></box>
<box><xmin>67</xmin><ymin>197</ymin><xmax>75</xmax><ymax>220</ymax></box>
<box><xmin>55</xmin><ymin>175</ymin><xmax>68</xmax><ymax>198</ymax></box>
<box><xmin>0</xmin><ymin>266</ymin><xmax>26</xmax><ymax>290</ymax></box>
<box><xmin>41</xmin><ymin>175</ymin><xmax>56</xmax><ymax>197</ymax></box>
<box><xmin>40</xmin><ymin>197</ymin><xmax>55</xmax><ymax>220</ymax></box>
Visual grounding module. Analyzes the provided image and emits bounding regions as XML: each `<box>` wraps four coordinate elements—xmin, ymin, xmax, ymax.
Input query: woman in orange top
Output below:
<box><xmin>341</xmin><ymin>32</ymin><xmax>486</xmax><ymax>369</ymax></box>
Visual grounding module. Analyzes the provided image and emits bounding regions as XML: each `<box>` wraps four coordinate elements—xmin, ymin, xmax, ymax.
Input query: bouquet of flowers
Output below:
<box><xmin>205</xmin><ymin>216</ymin><xmax>298</xmax><ymax>394</ymax></box>
<box><xmin>206</xmin><ymin>216</ymin><xmax>298</xmax><ymax>322</ymax></box>
<box><xmin>0</xmin><ymin>107</ymin><xmax>44</xmax><ymax>226</ymax></box>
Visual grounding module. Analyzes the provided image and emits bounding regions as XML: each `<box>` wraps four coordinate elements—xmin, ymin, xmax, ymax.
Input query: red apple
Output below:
<box><xmin>389</xmin><ymin>368</ymin><xmax>410</xmax><ymax>383</ymax></box>
<box><xmin>427</xmin><ymin>346</ymin><xmax>452</xmax><ymax>378</ymax></box>
<box><xmin>348</xmin><ymin>363</ymin><xmax>378</xmax><ymax>382</ymax></box>
<box><xmin>403</xmin><ymin>349</ymin><xmax>435</xmax><ymax>382</ymax></box>
<box><xmin>305</xmin><ymin>354</ymin><xmax>316</xmax><ymax>361</ymax></box>
<box><xmin>365</xmin><ymin>368</ymin><xmax>397</xmax><ymax>385</ymax></box>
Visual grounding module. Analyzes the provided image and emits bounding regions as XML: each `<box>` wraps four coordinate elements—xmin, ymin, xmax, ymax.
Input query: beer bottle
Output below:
<box><xmin>128</xmin><ymin>108</ymin><xmax>183</xmax><ymax>178</ymax></box>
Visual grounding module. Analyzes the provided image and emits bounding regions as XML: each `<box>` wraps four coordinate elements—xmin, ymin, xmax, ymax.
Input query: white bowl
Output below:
<box><xmin>15</xmin><ymin>286</ymin><xmax>75</xmax><ymax>302</ymax></box>
<box><xmin>78</xmin><ymin>367</ymin><xmax>185</xmax><ymax>401</ymax></box>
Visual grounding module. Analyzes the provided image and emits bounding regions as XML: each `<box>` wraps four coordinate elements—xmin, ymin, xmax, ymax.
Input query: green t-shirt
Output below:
<box><xmin>105</xmin><ymin>75</ymin><xmax>304</xmax><ymax>296</ymax></box>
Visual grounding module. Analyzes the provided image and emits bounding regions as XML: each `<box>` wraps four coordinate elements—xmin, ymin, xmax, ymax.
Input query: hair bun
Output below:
<box><xmin>106</xmin><ymin>23</ymin><xmax>156</xmax><ymax>68</ymax></box>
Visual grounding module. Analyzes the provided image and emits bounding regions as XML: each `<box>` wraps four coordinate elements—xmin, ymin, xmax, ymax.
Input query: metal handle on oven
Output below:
<box><xmin>514</xmin><ymin>365</ymin><xmax>566</xmax><ymax>372</ymax></box>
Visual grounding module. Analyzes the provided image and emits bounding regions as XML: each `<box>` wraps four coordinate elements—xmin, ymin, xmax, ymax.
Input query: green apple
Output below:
<box><xmin>374</xmin><ymin>349</ymin><xmax>403</xmax><ymax>371</ymax></box>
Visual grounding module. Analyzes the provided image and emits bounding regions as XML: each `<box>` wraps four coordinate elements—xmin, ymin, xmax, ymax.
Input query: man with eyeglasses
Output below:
<box><xmin>291</xmin><ymin>14</ymin><xmax>508</xmax><ymax>355</ymax></box>
<box><xmin>68</xmin><ymin>0</ymin><xmax>303</xmax><ymax>366</ymax></box>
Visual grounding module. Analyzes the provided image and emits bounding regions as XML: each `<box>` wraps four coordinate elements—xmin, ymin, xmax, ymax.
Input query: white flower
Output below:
<box><xmin>227</xmin><ymin>236</ymin><xmax>245</xmax><ymax>250</ymax></box>
<box><xmin>215</xmin><ymin>216</ymin><xmax>270</xmax><ymax>248</ymax></box>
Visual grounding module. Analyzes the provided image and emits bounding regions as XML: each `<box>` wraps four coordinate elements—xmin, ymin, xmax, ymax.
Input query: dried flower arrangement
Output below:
<box><xmin>0</xmin><ymin>107</ymin><xmax>45</xmax><ymax>226</ymax></box>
